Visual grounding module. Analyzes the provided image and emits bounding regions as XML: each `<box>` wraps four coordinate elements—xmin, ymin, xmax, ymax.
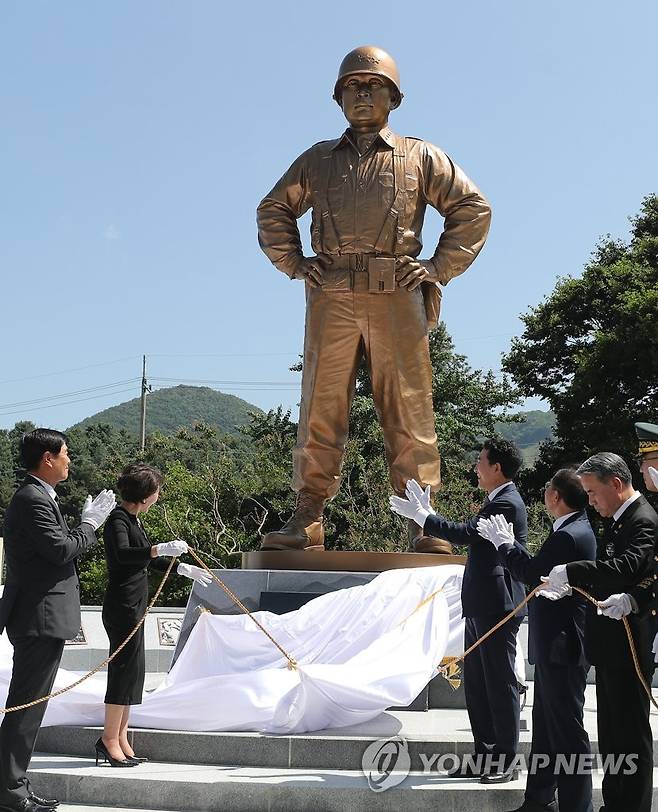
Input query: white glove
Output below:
<box><xmin>649</xmin><ymin>466</ymin><xmax>658</xmax><ymax>489</ymax></box>
<box><xmin>177</xmin><ymin>562</ymin><xmax>212</xmax><ymax>588</ymax></box>
<box><xmin>155</xmin><ymin>539</ymin><xmax>189</xmax><ymax>557</ymax></box>
<box><xmin>81</xmin><ymin>489</ymin><xmax>117</xmax><ymax>530</ymax></box>
<box><xmin>652</xmin><ymin>631</ymin><xmax>658</xmax><ymax>663</ymax></box>
<box><xmin>405</xmin><ymin>479</ymin><xmax>436</xmax><ymax>514</ymax></box>
<box><xmin>389</xmin><ymin>479</ymin><xmax>435</xmax><ymax>526</ymax></box>
<box><xmin>477</xmin><ymin>514</ymin><xmax>515</xmax><ymax>550</ymax></box>
<box><xmin>537</xmin><ymin>564</ymin><xmax>572</xmax><ymax>601</ymax></box>
<box><xmin>597</xmin><ymin>593</ymin><xmax>633</xmax><ymax>620</ymax></box>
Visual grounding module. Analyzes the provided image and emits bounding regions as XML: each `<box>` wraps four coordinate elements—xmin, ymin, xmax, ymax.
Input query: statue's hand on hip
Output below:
<box><xmin>292</xmin><ymin>255</ymin><xmax>333</xmax><ymax>287</ymax></box>
<box><xmin>395</xmin><ymin>257</ymin><xmax>436</xmax><ymax>290</ymax></box>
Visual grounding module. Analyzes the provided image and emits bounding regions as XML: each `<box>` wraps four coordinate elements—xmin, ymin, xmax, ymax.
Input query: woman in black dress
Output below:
<box><xmin>99</xmin><ymin>463</ymin><xmax>211</xmax><ymax>766</ymax></box>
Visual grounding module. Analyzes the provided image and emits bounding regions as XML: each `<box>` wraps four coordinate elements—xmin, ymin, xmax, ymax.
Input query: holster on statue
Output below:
<box><xmin>421</xmin><ymin>281</ymin><xmax>442</xmax><ymax>330</ymax></box>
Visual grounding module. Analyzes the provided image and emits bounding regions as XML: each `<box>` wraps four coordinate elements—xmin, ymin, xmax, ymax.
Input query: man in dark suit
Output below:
<box><xmin>541</xmin><ymin>452</ymin><xmax>658</xmax><ymax>812</ymax></box>
<box><xmin>478</xmin><ymin>468</ymin><xmax>597</xmax><ymax>812</ymax></box>
<box><xmin>390</xmin><ymin>437</ymin><xmax>527</xmax><ymax>783</ymax></box>
<box><xmin>0</xmin><ymin>429</ymin><xmax>115</xmax><ymax>812</ymax></box>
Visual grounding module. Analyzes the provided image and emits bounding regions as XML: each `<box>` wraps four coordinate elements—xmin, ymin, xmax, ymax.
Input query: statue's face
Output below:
<box><xmin>339</xmin><ymin>73</ymin><xmax>395</xmax><ymax>131</ymax></box>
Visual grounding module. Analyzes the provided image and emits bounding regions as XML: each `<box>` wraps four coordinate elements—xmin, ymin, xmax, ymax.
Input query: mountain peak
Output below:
<box><xmin>68</xmin><ymin>385</ymin><xmax>262</xmax><ymax>436</ymax></box>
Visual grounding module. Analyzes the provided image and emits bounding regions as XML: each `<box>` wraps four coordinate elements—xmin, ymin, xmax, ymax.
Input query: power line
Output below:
<box><xmin>0</xmin><ymin>379</ymin><xmax>140</xmax><ymax>411</ymax></box>
<box><xmin>0</xmin><ymin>356</ymin><xmax>139</xmax><ymax>386</ymax></box>
<box><xmin>148</xmin><ymin>352</ymin><xmax>300</xmax><ymax>358</ymax></box>
<box><xmin>150</xmin><ymin>376</ymin><xmax>299</xmax><ymax>386</ymax></box>
<box><xmin>0</xmin><ymin>386</ymin><xmax>140</xmax><ymax>417</ymax></box>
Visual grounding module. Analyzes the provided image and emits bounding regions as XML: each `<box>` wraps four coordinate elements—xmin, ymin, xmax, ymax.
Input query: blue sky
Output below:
<box><xmin>1</xmin><ymin>1</ymin><xmax>656</xmax><ymax>430</ymax></box>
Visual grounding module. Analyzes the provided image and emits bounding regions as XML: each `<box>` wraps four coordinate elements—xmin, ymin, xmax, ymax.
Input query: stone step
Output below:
<box><xmin>26</xmin><ymin>754</ymin><xmax>658</xmax><ymax>812</ymax></box>
<box><xmin>58</xmin><ymin>807</ymin><xmax>172</xmax><ymax>812</ymax></box>
<box><xmin>35</xmin><ymin>712</ymin><xmax>658</xmax><ymax>772</ymax></box>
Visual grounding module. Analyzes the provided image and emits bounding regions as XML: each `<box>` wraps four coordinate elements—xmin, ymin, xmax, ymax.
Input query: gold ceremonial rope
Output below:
<box><xmin>0</xmin><ymin>545</ymin><xmax>297</xmax><ymax>715</ymax></box>
<box><xmin>185</xmin><ymin>547</ymin><xmax>297</xmax><ymax>671</ymax></box>
<box><xmin>1</xmin><ymin>555</ymin><xmax>654</xmax><ymax>714</ymax></box>
<box><xmin>437</xmin><ymin>583</ymin><xmax>658</xmax><ymax>712</ymax></box>
<box><xmin>0</xmin><ymin>557</ymin><xmax>177</xmax><ymax>715</ymax></box>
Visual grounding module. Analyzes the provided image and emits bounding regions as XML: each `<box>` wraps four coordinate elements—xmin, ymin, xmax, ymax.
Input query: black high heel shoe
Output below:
<box><xmin>94</xmin><ymin>737</ymin><xmax>138</xmax><ymax>767</ymax></box>
<box><xmin>127</xmin><ymin>755</ymin><xmax>148</xmax><ymax>764</ymax></box>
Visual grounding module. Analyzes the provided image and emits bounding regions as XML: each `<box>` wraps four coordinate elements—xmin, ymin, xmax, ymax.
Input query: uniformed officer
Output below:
<box><xmin>257</xmin><ymin>46</ymin><xmax>491</xmax><ymax>552</ymax></box>
<box><xmin>542</xmin><ymin>451</ymin><xmax>658</xmax><ymax>812</ymax></box>
<box><xmin>596</xmin><ymin>422</ymin><xmax>658</xmax><ymax>654</ymax></box>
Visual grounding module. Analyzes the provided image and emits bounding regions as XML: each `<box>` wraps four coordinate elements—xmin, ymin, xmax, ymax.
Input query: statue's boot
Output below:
<box><xmin>260</xmin><ymin>492</ymin><xmax>326</xmax><ymax>551</ymax></box>
<box><xmin>407</xmin><ymin>518</ymin><xmax>454</xmax><ymax>555</ymax></box>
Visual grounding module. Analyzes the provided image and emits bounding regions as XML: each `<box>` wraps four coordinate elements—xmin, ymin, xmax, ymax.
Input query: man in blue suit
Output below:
<box><xmin>478</xmin><ymin>468</ymin><xmax>596</xmax><ymax>812</ymax></box>
<box><xmin>391</xmin><ymin>437</ymin><xmax>527</xmax><ymax>783</ymax></box>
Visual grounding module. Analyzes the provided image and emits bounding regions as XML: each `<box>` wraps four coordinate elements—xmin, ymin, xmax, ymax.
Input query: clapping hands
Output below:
<box><xmin>81</xmin><ymin>489</ymin><xmax>117</xmax><ymax>530</ymax></box>
<box><xmin>477</xmin><ymin>514</ymin><xmax>515</xmax><ymax>549</ymax></box>
<box><xmin>389</xmin><ymin>479</ymin><xmax>435</xmax><ymax>525</ymax></box>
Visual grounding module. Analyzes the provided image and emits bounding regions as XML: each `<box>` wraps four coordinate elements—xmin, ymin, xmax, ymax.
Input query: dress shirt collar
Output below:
<box><xmin>553</xmin><ymin>511</ymin><xmax>578</xmax><ymax>532</ymax></box>
<box><xmin>613</xmin><ymin>490</ymin><xmax>641</xmax><ymax>522</ymax></box>
<box><xmin>29</xmin><ymin>474</ymin><xmax>58</xmax><ymax>502</ymax></box>
<box><xmin>332</xmin><ymin>126</ymin><xmax>398</xmax><ymax>152</ymax></box>
<box><xmin>488</xmin><ymin>481</ymin><xmax>513</xmax><ymax>502</ymax></box>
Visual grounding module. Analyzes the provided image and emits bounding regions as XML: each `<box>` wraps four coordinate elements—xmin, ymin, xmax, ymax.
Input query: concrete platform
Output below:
<box><xmin>33</xmin><ymin>683</ymin><xmax>658</xmax><ymax>769</ymax></box>
<box><xmin>29</xmin><ymin>682</ymin><xmax>658</xmax><ymax>811</ymax></box>
<box><xmin>25</xmin><ymin>756</ymin><xmax>658</xmax><ymax>811</ymax></box>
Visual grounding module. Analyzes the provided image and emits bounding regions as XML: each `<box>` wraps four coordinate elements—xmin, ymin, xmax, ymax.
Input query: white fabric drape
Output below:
<box><xmin>0</xmin><ymin>566</ymin><xmax>467</xmax><ymax>733</ymax></box>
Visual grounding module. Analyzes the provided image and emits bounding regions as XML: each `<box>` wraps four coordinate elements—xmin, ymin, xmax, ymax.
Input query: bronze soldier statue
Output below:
<box><xmin>257</xmin><ymin>46</ymin><xmax>491</xmax><ymax>553</ymax></box>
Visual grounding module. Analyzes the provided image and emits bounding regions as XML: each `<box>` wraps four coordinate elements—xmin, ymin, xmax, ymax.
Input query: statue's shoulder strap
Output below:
<box><xmin>374</xmin><ymin>136</ymin><xmax>408</xmax><ymax>255</ymax></box>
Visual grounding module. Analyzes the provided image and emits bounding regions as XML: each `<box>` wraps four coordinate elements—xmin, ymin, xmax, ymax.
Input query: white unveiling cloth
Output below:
<box><xmin>0</xmin><ymin>566</ymin><xmax>472</xmax><ymax>734</ymax></box>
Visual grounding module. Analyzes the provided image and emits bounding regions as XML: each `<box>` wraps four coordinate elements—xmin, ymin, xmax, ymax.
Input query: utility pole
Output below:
<box><xmin>140</xmin><ymin>354</ymin><xmax>149</xmax><ymax>452</ymax></box>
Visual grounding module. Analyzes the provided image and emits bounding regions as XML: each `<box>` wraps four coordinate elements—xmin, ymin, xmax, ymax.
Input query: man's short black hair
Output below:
<box><xmin>117</xmin><ymin>463</ymin><xmax>163</xmax><ymax>502</ymax></box>
<box><xmin>549</xmin><ymin>468</ymin><xmax>588</xmax><ymax>511</ymax></box>
<box><xmin>482</xmin><ymin>437</ymin><xmax>523</xmax><ymax>479</ymax></box>
<box><xmin>20</xmin><ymin>428</ymin><xmax>68</xmax><ymax>471</ymax></box>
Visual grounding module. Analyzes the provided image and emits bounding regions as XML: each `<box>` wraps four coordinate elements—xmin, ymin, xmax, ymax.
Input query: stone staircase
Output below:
<box><xmin>30</xmin><ymin>692</ymin><xmax>658</xmax><ymax>812</ymax></box>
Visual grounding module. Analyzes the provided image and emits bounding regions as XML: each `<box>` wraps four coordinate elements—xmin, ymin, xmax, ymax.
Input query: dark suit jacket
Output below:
<box><xmin>566</xmin><ymin>494</ymin><xmax>658</xmax><ymax>669</ymax></box>
<box><xmin>500</xmin><ymin>511</ymin><xmax>596</xmax><ymax>666</ymax></box>
<box><xmin>424</xmin><ymin>482</ymin><xmax>528</xmax><ymax>618</ymax></box>
<box><xmin>102</xmin><ymin>506</ymin><xmax>170</xmax><ymax>628</ymax></box>
<box><xmin>0</xmin><ymin>476</ymin><xmax>97</xmax><ymax>639</ymax></box>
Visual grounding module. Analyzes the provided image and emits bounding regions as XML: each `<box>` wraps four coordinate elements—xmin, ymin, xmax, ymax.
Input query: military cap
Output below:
<box><xmin>635</xmin><ymin>421</ymin><xmax>658</xmax><ymax>455</ymax></box>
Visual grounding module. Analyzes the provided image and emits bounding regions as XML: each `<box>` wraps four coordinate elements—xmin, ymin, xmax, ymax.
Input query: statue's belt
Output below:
<box><xmin>322</xmin><ymin>254</ymin><xmax>400</xmax><ymax>293</ymax></box>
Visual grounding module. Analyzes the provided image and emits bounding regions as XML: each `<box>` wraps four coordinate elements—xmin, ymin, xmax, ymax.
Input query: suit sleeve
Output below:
<box><xmin>424</xmin><ymin>497</ymin><xmax>521</xmax><ymax>546</ymax></box>
<box><xmin>628</xmin><ymin>574</ymin><xmax>656</xmax><ymax>613</ymax></box>
<box><xmin>500</xmin><ymin>530</ymin><xmax>575</xmax><ymax>586</ymax></box>
<box><xmin>149</xmin><ymin>555</ymin><xmax>173</xmax><ymax>573</ymax></box>
<box><xmin>104</xmin><ymin>515</ymin><xmax>154</xmax><ymax>565</ymax></box>
<box><xmin>567</xmin><ymin>515</ymin><xmax>656</xmax><ymax>590</ymax></box>
<box><xmin>22</xmin><ymin>497</ymin><xmax>97</xmax><ymax>566</ymax></box>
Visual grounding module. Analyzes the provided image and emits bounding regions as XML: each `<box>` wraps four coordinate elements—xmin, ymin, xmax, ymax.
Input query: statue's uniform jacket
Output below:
<box><xmin>257</xmin><ymin>126</ymin><xmax>491</xmax><ymax>499</ymax></box>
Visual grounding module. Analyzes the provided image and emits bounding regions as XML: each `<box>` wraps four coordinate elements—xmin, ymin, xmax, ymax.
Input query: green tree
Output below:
<box><xmin>0</xmin><ymin>421</ymin><xmax>36</xmax><ymax>522</ymax></box>
<box><xmin>504</xmin><ymin>195</ymin><xmax>658</xmax><ymax>496</ymax></box>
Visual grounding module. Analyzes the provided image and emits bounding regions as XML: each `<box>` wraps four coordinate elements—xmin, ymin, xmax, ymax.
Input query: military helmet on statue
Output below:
<box><xmin>333</xmin><ymin>45</ymin><xmax>403</xmax><ymax>105</ymax></box>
